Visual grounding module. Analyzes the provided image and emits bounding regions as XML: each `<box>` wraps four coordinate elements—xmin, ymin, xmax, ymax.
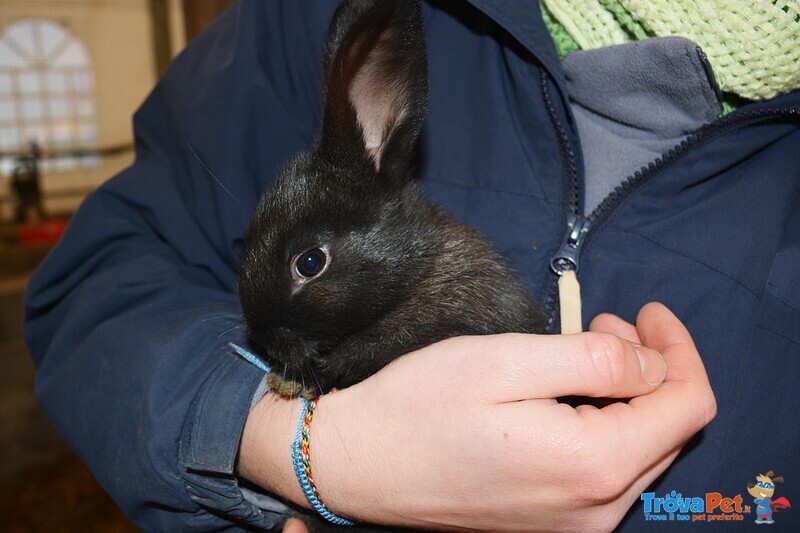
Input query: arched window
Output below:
<box><xmin>0</xmin><ymin>19</ymin><xmax>99</xmax><ymax>176</ymax></box>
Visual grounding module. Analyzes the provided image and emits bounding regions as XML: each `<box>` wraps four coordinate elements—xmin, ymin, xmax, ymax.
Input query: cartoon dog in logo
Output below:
<box><xmin>747</xmin><ymin>471</ymin><xmax>791</xmax><ymax>524</ymax></box>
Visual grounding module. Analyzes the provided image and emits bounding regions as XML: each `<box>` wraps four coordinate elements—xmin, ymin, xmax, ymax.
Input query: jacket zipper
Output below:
<box><xmin>540</xmin><ymin>72</ymin><xmax>582</xmax><ymax>329</ymax></box>
<box><xmin>539</xmin><ymin>71</ymin><xmax>800</xmax><ymax>329</ymax></box>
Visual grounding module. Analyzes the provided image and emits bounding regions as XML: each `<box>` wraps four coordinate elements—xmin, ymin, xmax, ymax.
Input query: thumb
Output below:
<box><xmin>484</xmin><ymin>330</ymin><xmax>667</xmax><ymax>402</ymax></box>
<box><xmin>634</xmin><ymin>301</ymin><xmax>716</xmax><ymax>417</ymax></box>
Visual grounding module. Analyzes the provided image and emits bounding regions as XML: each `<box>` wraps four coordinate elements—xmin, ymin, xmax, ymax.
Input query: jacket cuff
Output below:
<box><xmin>178</xmin><ymin>351</ymin><xmax>287</xmax><ymax>529</ymax></box>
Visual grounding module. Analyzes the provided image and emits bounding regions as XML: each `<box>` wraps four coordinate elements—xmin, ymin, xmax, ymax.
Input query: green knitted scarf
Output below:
<box><xmin>540</xmin><ymin>0</ymin><xmax>800</xmax><ymax>115</ymax></box>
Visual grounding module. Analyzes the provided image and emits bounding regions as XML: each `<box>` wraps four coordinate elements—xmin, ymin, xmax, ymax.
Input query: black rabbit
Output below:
<box><xmin>238</xmin><ymin>0</ymin><xmax>547</xmax><ymax>398</ymax></box>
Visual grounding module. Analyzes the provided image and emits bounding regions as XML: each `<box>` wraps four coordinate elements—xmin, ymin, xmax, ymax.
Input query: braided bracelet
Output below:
<box><xmin>291</xmin><ymin>395</ymin><xmax>355</xmax><ymax>526</ymax></box>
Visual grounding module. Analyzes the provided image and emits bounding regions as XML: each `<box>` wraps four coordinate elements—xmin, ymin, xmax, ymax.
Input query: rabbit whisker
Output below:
<box><xmin>186</xmin><ymin>140</ymin><xmax>244</xmax><ymax>210</ymax></box>
<box><xmin>306</xmin><ymin>362</ymin><xmax>323</xmax><ymax>396</ymax></box>
<box><xmin>214</xmin><ymin>324</ymin><xmax>243</xmax><ymax>340</ymax></box>
<box><xmin>197</xmin><ymin>313</ymin><xmax>240</xmax><ymax>324</ymax></box>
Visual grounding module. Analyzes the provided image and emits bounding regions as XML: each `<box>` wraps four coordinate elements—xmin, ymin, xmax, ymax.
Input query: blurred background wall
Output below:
<box><xmin>0</xmin><ymin>0</ymin><xmax>189</xmax><ymax>216</ymax></box>
<box><xmin>0</xmin><ymin>1</ymin><xmax>234</xmax><ymax>530</ymax></box>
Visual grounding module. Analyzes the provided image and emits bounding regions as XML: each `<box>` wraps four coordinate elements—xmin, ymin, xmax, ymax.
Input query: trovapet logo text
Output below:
<box><xmin>640</xmin><ymin>491</ymin><xmax>748</xmax><ymax>523</ymax></box>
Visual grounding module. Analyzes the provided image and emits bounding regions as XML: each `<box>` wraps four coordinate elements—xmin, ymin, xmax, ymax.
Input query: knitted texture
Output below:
<box><xmin>542</xmin><ymin>0</ymin><xmax>800</xmax><ymax>100</ymax></box>
<box><xmin>624</xmin><ymin>0</ymin><xmax>799</xmax><ymax>100</ymax></box>
<box><xmin>543</xmin><ymin>0</ymin><xmax>630</xmax><ymax>49</ymax></box>
<box><xmin>598</xmin><ymin>0</ymin><xmax>650</xmax><ymax>40</ymax></box>
<box><xmin>541</xmin><ymin>1</ymin><xmax>580</xmax><ymax>58</ymax></box>
<box><xmin>540</xmin><ymin>0</ymin><xmax>649</xmax><ymax>57</ymax></box>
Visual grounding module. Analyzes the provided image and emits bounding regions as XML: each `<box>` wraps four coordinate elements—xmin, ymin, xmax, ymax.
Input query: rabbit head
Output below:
<box><xmin>238</xmin><ymin>0</ymin><xmax>433</xmax><ymax>391</ymax></box>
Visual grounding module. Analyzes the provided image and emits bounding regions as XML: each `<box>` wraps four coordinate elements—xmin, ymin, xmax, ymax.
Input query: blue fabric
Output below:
<box><xmin>23</xmin><ymin>0</ymin><xmax>800</xmax><ymax>530</ymax></box>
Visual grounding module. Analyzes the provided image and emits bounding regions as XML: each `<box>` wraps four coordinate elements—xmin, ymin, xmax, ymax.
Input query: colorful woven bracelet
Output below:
<box><xmin>291</xmin><ymin>396</ymin><xmax>355</xmax><ymax>526</ymax></box>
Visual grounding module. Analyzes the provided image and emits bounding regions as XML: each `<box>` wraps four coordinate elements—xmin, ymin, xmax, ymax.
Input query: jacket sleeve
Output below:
<box><xmin>23</xmin><ymin>1</ymin><xmax>339</xmax><ymax>529</ymax></box>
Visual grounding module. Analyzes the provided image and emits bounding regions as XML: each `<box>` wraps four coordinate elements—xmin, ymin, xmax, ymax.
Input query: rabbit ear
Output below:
<box><xmin>318</xmin><ymin>0</ymin><xmax>428</xmax><ymax>185</ymax></box>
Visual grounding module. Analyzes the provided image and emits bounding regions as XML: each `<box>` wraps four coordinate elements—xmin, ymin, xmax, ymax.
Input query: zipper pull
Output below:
<box><xmin>551</xmin><ymin>214</ymin><xmax>592</xmax><ymax>334</ymax></box>
<box><xmin>558</xmin><ymin>271</ymin><xmax>582</xmax><ymax>334</ymax></box>
<box><xmin>550</xmin><ymin>214</ymin><xmax>592</xmax><ymax>275</ymax></box>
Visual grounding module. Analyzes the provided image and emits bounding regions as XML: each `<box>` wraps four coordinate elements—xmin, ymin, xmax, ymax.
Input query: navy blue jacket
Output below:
<box><xmin>24</xmin><ymin>0</ymin><xmax>800</xmax><ymax>530</ymax></box>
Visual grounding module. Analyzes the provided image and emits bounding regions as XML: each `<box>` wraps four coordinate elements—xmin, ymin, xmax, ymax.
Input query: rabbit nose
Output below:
<box><xmin>275</xmin><ymin>327</ymin><xmax>317</xmax><ymax>347</ymax></box>
<box><xmin>271</xmin><ymin>327</ymin><xmax>319</xmax><ymax>360</ymax></box>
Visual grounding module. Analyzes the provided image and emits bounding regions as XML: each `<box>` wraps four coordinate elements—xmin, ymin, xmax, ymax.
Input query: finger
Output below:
<box><xmin>629</xmin><ymin>301</ymin><xmax>717</xmax><ymax>438</ymax></box>
<box><xmin>636</xmin><ymin>302</ymin><xmax>712</xmax><ymax>387</ymax></box>
<box><xmin>577</xmin><ymin>303</ymin><xmax>716</xmax><ymax>482</ymax></box>
<box><xmin>485</xmin><ymin>331</ymin><xmax>666</xmax><ymax>402</ymax></box>
<box><xmin>282</xmin><ymin>518</ymin><xmax>309</xmax><ymax>533</ymax></box>
<box><xmin>589</xmin><ymin>313</ymin><xmax>641</xmax><ymax>345</ymax></box>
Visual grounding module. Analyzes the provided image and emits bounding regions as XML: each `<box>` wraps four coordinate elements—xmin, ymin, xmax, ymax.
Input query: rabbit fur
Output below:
<box><xmin>238</xmin><ymin>0</ymin><xmax>548</xmax><ymax>398</ymax></box>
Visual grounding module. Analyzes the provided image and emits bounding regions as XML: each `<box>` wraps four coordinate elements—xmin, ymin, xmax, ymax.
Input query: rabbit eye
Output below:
<box><xmin>294</xmin><ymin>248</ymin><xmax>327</xmax><ymax>278</ymax></box>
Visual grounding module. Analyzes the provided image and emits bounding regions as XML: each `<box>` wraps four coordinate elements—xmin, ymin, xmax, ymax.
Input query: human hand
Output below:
<box><xmin>282</xmin><ymin>517</ymin><xmax>308</xmax><ymax>533</ymax></box>
<box><xmin>239</xmin><ymin>302</ymin><xmax>716</xmax><ymax>531</ymax></box>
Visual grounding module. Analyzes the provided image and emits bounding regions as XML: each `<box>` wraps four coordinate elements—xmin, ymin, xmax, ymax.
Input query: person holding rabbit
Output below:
<box><xmin>24</xmin><ymin>0</ymin><xmax>797</xmax><ymax>531</ymax></box>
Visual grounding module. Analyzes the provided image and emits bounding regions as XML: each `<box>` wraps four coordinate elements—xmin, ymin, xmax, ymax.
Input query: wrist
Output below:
<box><xmin>237</xmin><ymin>392</ymin><xmax>307</xmax><ymax>507</ymax></box>
<box><xmin>237</xmin><ymin>384</ymin><xmax>413</xmax><ymax>527</ymax></box>
<box><xmin>309</xmin><ymin>391</ymin><xmax>370</xmax><ymax>519</ymax></box>
<box><xmin>311</xmin><ymin>385</ymin><xmax>423</xmax><ymax>527</ymax></box>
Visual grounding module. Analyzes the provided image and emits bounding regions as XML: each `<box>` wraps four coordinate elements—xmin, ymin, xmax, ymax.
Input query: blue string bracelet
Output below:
<box><xmin>230</xmin><ymin>343</ymin><xmax>353</xmax><ymax>525</ymax></box>
<box><xmin>292</xmin><ymin>396</ymin><xmax>355</xmax><ymax>526</ymax></box>
<box><xmin>229</xmin><ymin>342</ymin><xmax>270</xmax><ymax>373</ymax></box>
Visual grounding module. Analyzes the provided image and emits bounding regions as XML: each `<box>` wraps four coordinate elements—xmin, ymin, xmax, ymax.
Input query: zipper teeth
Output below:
<box><xmin>588</xmin><ymin>106</ymin><xmax>800</xmax><ymax>228</ymax></box>
<box><xmin>540</xmin><ymin>72</ymin><xmax>579</xmax><ymax>214</ymax></box>
<box><xmin>540</xmin><ymin>73</ymin><xmax>579</xmax><ymax>325</ymax></box>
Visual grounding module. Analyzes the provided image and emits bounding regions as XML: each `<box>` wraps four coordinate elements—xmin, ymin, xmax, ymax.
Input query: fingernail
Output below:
<box><xmin>634</xmin><ymin>344</ymin><xmax>667</xmax><ymax>385</ymax></box>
